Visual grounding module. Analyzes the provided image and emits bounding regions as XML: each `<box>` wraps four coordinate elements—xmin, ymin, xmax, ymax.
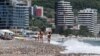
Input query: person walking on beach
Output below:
<box><xmin>47</xmin><ymin>32</ymin><xmax>51</xmax><ymax>43</ymax></box>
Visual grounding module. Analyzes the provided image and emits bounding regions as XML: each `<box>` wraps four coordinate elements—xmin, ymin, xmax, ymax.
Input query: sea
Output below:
<box><xmin>50</xmin><ymin>37</ymin><xmax>100</xmax><ymax>54</ymax></box>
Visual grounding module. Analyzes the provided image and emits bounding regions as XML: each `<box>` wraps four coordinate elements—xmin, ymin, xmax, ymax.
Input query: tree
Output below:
<box><xmin>63</xmin><ymin>29</ymin><xmax>73</xmax><ymax>37</ymax></box>
<box><xmin>31</xmin><ymin>17</ymin><xmax>50</xmax><ymax>31</ymax></box>
<box><xmin>98</xmin><ymin>31</ymin><xmax>100</xmax><ymax>37</ymax></box>
<box><xmin>32</xmin><ymin>0</ymin><xmax>100</xmax><ymax>18</ymax></box>
<box><xmin>78</xmin><ymin>26</ymin><xmax>94</xmax><ymax>37</ymax></box>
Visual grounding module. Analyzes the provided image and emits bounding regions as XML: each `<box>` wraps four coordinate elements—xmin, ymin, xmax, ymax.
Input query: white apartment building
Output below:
<box><xmin>55</xmin><ymin>0</ymin><xmax>74</xmax><ymax>30</ymax></box>
<box><xmin>78</xmin><ymin>8</ymin><xmax>99</xmax><ymax>36</ymax></box>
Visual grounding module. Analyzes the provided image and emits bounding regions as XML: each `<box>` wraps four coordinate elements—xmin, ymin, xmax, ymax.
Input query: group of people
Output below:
<box><xmin>35</xmin><ymin>31</ymin><xmax>51</xmax><ymax>43</ymax></box>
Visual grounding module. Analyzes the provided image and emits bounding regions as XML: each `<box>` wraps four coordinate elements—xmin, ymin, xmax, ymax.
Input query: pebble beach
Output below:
<box><xmin>0</xmin><ymin>39</ymin><xmax>64</xmax><ymax>56</ymax></box>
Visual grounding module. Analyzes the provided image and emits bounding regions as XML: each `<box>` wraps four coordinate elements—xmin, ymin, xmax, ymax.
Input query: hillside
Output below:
<box><xmin>32</xmin><ymin>0</ymin><xmax>100</xmax><ymax>18</ymax></box>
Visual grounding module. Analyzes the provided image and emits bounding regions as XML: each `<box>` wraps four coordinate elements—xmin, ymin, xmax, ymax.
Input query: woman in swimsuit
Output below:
<box><xmin>47</xmin><ymin>32</ymin><xmax>51</xmax><ymax>43</ymax></box>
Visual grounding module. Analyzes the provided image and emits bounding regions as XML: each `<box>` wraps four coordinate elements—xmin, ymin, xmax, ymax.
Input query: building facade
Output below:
<box><xmin>0</xmin><ymin>0</ymin><xmax>31</xmax><ymax>29</ymax></box>
<box><xmin>55</xmin><ymin>0</ymin><xmax>74</xmax><ymax>31</ymax></box>
<box><xmin>94</xmin><ymin>24</ymin><xmax>100</xmax><ymax>36</ymax></box>
<box><xmin>0</xmin><ymin>0</ymin><xmax>13</xmax><ymax>29</ymax></box>
<box><xmin>78</xmin><ymin>8</ymin><xmax>98</xmax><ymax>36</ymax></box>
<box><xmin>31</xmin><ymin>5</ymin><xmax>44</xmax><ymax>17</ymax></box>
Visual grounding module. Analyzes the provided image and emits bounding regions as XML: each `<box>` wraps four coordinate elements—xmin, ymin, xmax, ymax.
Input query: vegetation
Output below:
<box><xmin>67</xmin><ymin>0</ymin><xmax>100</xmax><ymax>12</ymax></box>
<box><xmin>31</xmin><ymin>0</ymin><xmax>99</xmax><ymax>35</ymax></box>
<box><xmin>30</xmin><ymin>17</ymin><xmax>50</xmax><ymax>31</ymax></box>
<box><xmin>32</xmin><ymin>0</ymin><xmax>56</xmax><ymax>18</ymax></box>
<box><xmin>33</xmin><ymin>0</ymin><xmax>100</xmax><ymax>11</ymax></box>
<box><xmin>32</xmin><ymin>0</ymin><xmax>100</xmax><ymax>18</ymax></box>
<box><xmin>63</xmin><ymin>29</ymin><xmax>73</xmax><ymax>37</ymax></box>
<box><xmin>32</xmin><ymin>0</ymin><xmax>56</xmax><ymax>9</ymax></box>
<box><xmin>61</xmin><ymin>26</ymin><xmax>94</xmax><ymax>37</ymax></box>
<box><xmin>78</xmin><ymin>26</ymin><xmax>94</xmax><ymax>37</ymax></box>
<box><xmin>98</xmin><ymin>32</ymin><xmax>100</xmax><ymax>37</ymax></box>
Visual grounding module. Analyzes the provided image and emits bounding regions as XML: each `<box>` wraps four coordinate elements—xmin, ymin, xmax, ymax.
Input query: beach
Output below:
<box><xmin>0</xmin><ymin>39</ymin><xmax>64</xmax><ymax>56</ymax></box>
<box><xmin>1</xmin><ymin>34</ymin><xmax>100</xmax><ymax>56</ymax></box>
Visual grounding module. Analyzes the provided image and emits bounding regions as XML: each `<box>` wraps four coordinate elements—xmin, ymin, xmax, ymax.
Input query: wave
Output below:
<box><xmin>50</xmin><ymin>38</ymin><xmax>100</xmax><ymax>54</ymax></box>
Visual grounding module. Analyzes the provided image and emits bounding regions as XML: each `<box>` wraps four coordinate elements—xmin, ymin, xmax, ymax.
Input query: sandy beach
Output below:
<box><xmin>0</xmin><ymin>39</ymin><xmax>64</xmax><ymax>56</ymax></box>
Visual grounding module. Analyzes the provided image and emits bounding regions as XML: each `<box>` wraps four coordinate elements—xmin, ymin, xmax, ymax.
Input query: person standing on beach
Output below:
<box><xmin>47</xmin><ymin>32</ymin><xmax>51</xmax><ymax>43</ymax></box>
<box><xmin>39</xmin><ymin>31</ymin><xmax>44</xmax><ymax>42</ymax></box>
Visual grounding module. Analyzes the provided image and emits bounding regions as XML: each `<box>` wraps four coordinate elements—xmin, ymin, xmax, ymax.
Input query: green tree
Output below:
<box><xmin>63</xmin><ymin>29</ymin><xmax>73</xmax><ymax>37</ymax></box>
<box><xmin>78</xmin><ymin>26</ymin><xmax>94</xmax><ymax>37</ymax></box>
<box><xmin>31</xmin><ymin>17</ymin><xmax>50</xmax><ymax>31</ymax></box>
<box><xmin>97</xmin><ymin>31</ymin><xmax>100</xmax><ymax>37</ymax></box>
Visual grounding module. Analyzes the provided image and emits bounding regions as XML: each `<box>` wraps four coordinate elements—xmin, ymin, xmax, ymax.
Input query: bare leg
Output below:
<box><xmin>40</xmin><ymin>37</ymin><xmax>43</xmax><ymax>43</ymax></box>
<box><xmin>48</xmin><ymin>38</ymin><xmax>50</xmax><ymax>43</ymax></box>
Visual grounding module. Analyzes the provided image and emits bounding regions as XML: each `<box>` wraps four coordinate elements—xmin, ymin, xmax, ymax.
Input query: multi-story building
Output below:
<box><xmin>0</xmin><ymin>0</ymin><xmax>31</xmax><ymax>29</ymax></box>
<box><xmin>55</xmin><ymin>0</ymin><xmax>74</xmax><ymax>31</ymax></box>
<box><xmin>78</xmin><ymin>8</ymin><xmax>99</xmax><ymax>36</ymax></box>
<box><xmin>0</xmin><ymin>0</ymin><xmax>12</xmax><ymax>29</ymax></box>
<box><xmin>31</xmin><ymin>5</ymin><xmax>44</xmax><ymax>17</ymax></box>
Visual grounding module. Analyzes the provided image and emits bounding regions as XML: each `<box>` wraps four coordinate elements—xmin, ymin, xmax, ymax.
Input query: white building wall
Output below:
<box><xmin>78</xmin><ymin>8</ymin><xmax>98</xmax><ymax>36</ymax></box>
<box><xmin>31</xmin><ymin>7</ymin><xmax>34</xmax><ymax>16</ymax></box>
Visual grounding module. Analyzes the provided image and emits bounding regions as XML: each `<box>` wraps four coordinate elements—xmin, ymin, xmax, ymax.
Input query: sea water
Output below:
<box><xmin>81</xmin><ymin>39</ymin><xmax>100</xmax><ymax>46</ymax></box>
<box><xmin>50</xmin><ymin>38</ymin><xmax>100</xmax><ymax>54</ymax></box>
